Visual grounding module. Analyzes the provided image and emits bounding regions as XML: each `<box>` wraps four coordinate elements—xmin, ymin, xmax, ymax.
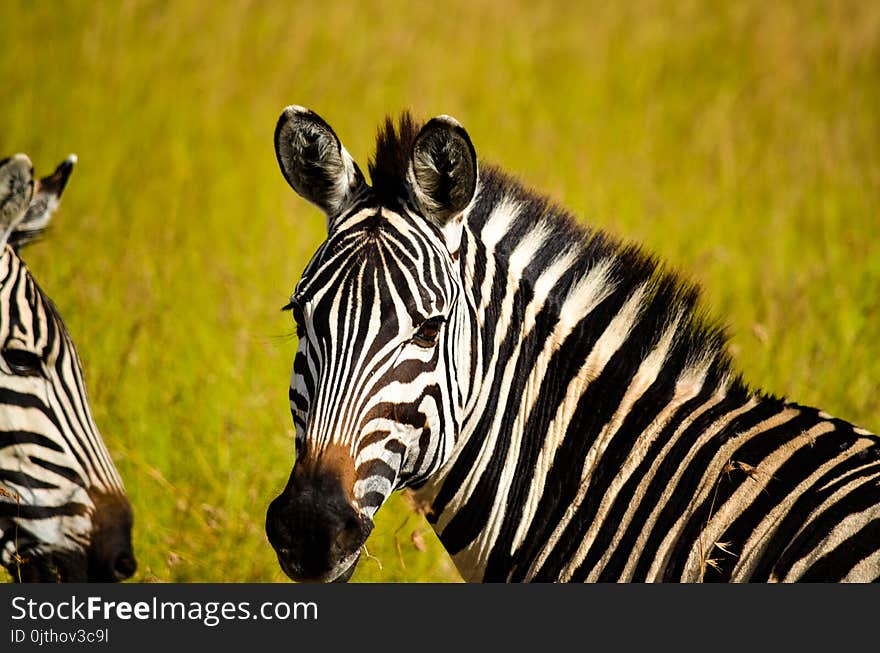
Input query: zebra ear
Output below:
<box><xmin>0</xmin><ymin>154</ymin><xmax>35</xmax><ymax>248</ymax></box>
<box><xmin>408</xmin><ymin>115</ymin><xmax>477</xmax><ymax>234</ymax></box>
<box><xmin>275</xmin><ymin>106</ymin><xmax>367</xmax><ymax>226</ymax></box>
<box><xmin>9</xmin><ymin>155</ymin><xmax>76</xmax><ymax>251</ymax></box>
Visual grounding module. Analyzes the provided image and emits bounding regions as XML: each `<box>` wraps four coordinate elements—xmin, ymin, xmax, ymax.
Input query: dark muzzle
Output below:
<box><xmin>10</xmin><ymin>491</ymin><xmax>136</xmax><ymax>583</ymax></box>
<box><xmin>86</xmin><ymin>490</ymin><xmax>137</xmax><ymax>582</ymax></box>
<box><xmin>266</xmin><ymin>470</ymin><xmax>373</xmax><ymax>582</ymax></box>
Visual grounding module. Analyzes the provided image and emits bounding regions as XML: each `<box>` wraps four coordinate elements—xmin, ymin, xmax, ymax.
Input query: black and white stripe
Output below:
<box><xmin>270</xmin><ymin>108</ymin><xmax>879</xmax><ymax>583</ymax></box>
<box><xmin>0</xmin><ymin>154</ymin><xmax>135</xmax><ymax>582</ymax></box>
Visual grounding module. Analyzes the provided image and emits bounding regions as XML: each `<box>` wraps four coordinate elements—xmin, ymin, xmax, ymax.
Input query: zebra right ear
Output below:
<box><xmin>275</xmin><ymin>106</ymin><xmax>367</xmax><ymax>227</ymax></box>
<box><xmin>0</xmin><ymin>154</ymin><xmax>35</xmax><ymax>249</ymax></box>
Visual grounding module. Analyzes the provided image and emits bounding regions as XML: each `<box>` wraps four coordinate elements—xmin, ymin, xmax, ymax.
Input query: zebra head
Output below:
<box><xmin>266</xmin><ymin>107</ymin><xmax>477</xmax><ymax>582</ymax></box>
<box><xmin>0</xmin><ymin>154</ymin><xmax>136</xmax><ymax>582</ymax></box>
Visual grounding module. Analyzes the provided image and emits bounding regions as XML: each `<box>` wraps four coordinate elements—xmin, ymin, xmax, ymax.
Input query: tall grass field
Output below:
<box><xmin>1</xmin><ymin>0</ymin><xmax>877</xmax><ymax>582</ymax></box>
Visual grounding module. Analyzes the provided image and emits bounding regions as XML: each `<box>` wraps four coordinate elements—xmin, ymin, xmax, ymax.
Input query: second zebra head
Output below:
<box><xmin>266</xmin><ymin>107</ymin><xmax>476</xmax><ymax>582</ymax></box>
<box><xmin>0</xmin><ymin>154</ymin><xmax>136</xmax><ymax>582</ymax></box>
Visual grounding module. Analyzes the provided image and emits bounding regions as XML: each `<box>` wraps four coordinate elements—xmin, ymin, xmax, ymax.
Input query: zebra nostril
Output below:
<box><xmin>113</xmin><ymin>553</ymin><xmax>136</xmax><ymax>581</ymax></box>
<box><xmin>335</xmin><ymin>516</ymin><xmax>367</xmax><ymax>553</ymax></box>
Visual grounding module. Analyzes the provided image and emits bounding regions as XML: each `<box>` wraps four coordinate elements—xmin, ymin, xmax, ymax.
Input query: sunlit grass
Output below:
<box><xmin>1</xmin><ymin>0</ymin><xmax>876</xmax><ymax>582</ymax></box>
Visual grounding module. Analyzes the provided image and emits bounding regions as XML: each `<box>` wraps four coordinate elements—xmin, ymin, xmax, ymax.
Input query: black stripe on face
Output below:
<box><xmin>0</xmin><ymin>469</ymin><xmax>59</xmax><ymax>491</ymax></box>
<box><xmin>362</xmin><ymin>402</ymin><xmax>428</xmax><ymax>432</ymax></box>
<box><xmin>385</xmin><ymin>439</ymin><xmax>406</xmax><ymax>457</ymax></box>
<box><xmin>0</xmin><ymin>501</ymin><xmax>90</xmax><ymax>520</ymax></box>
<box><xmin>356</xmin><ymin>459</ymin><xmax>397</xmax><ymax>484</ymax></box>
<box><xmin>359</xmin><ymin>430</ymin><xmax>391</xmax><ymax>451</ymax></box>
<box><xmin>290</xmin><ymin>385</ymin><xmax>308</xmax><ymax>413</ymax></box>
<box><xmin>23</xmin><ymin>278</ymin><xmax>39</xmax><ymax>343</ymax></box>
<box><xmin>0</xmin><ymin>430</ymin><xmax>65</xmax><ymax>453</ymax></box>
<box><xmin>5</xmin><ymin>266</ymin><xmax>26</xmax><ymax>335</ymax></box>
<box><xmin>294</xmin><ymin>343</ymin><xmax>316</xmax><ymax>402</ymax></box>
<box><xmin>359</xmin><ymin>492</ymin><xmax>385</xmax><ymax>509</ymax></box>
<box><xmin>28</xmin><ymin>456</ymin><xmax>87</xmax><ymax>488</ymax></box>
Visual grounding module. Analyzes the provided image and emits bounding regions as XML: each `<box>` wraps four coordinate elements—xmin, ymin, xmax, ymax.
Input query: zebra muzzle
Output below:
<box><xmin>265</xmin><ymin>471</ymin><xmax>373</xmax><ymax>583</ymax></box>
<box><xmin>86</xmin><ymin>490</ymin><xmax>137</xmax><ymax>582</ymax></box>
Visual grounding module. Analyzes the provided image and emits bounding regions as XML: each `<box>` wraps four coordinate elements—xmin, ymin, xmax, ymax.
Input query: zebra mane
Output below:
<box><xmin>471</xmin><ymin>164</ymin><xmax>748</xmax><ymax>398</ymax></box>
<box><xmin>368</xmin><ymin>112</ymin><xmax>422</xmax><ymax>203</ymax></box>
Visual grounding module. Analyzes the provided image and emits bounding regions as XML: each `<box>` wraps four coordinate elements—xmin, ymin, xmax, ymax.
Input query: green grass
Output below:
<box><xmin>1</xmin><ymin>0</ymin><xmax>877</xmax><ymax>582</ymax></box>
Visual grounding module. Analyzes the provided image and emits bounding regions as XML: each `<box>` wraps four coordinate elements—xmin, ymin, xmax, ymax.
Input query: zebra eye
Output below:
<box><xmin>2</xmin><ymin>348</ymin><xmax>44</xmax><ymax>377</ymax></box>
<box><xmin>282</xmin><ymin>298</ymin><xmax>306</xmax><ymax>336</ymax></box>
<box><xmin>413</xmin><ymin>316</ymin><xmax>445</xmax><ymax>348</ymax></box>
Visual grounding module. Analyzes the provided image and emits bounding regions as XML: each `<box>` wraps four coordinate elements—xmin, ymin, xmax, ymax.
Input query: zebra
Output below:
<box><xmin>0</xmin><ymin>153</ymin><xmax>136</xmax><ymax>582</ymax></box>
<box><xmin>265</xmin><ymin>106</ymin><xmax>880</xmax><ymax>583</ymax></box>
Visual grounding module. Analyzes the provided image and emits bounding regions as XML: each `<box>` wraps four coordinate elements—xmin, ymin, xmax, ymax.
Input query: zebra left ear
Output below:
<box><xmin>9</xmin><ymin>155</ymin><xmax>76</xmax><ymax>251</ymax></box>
<box><xmin>408</xmin><ymin>116</ymin><xmax>477</xmax><ymax>249</ymax></box>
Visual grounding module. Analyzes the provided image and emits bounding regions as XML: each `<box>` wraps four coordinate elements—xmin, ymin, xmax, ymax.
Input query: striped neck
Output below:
<box><xmin>413</xmin><ymin>166</ymin><xmax>748</xmax><ymax>580</ymax></box>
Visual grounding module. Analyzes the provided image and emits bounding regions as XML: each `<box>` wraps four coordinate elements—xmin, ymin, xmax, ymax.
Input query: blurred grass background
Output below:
<box><xmin>1</xmin><ymin>0</ymin><xmax>877</xmax><ymax>582</ymax></box>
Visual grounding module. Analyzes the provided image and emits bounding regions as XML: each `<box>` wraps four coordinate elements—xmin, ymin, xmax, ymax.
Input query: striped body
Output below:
<box><xmin>0</xmin><ymin>155</ymin><xmax>134</xmax><ymax>582</ymax></box>
<box><xmin>267</xmin><ymin>109</ymin><xmax>880</xmax><ymax>583</ymax></box>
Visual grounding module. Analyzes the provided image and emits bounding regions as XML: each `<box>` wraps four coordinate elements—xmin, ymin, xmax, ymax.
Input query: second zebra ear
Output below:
<box><xmin>408</xmin><ymin>116</ymin><xmax>477</xmax><ymax>232</ymax></box>
<box><xmin>275</xmin><ymin>106</ymin><xmax>367</xmax><ymax>227</ymax></box>
<box><xmin>10</xmin><ymin>155</ymin><xmax>76</xmax><ymax>251</ymax></box>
